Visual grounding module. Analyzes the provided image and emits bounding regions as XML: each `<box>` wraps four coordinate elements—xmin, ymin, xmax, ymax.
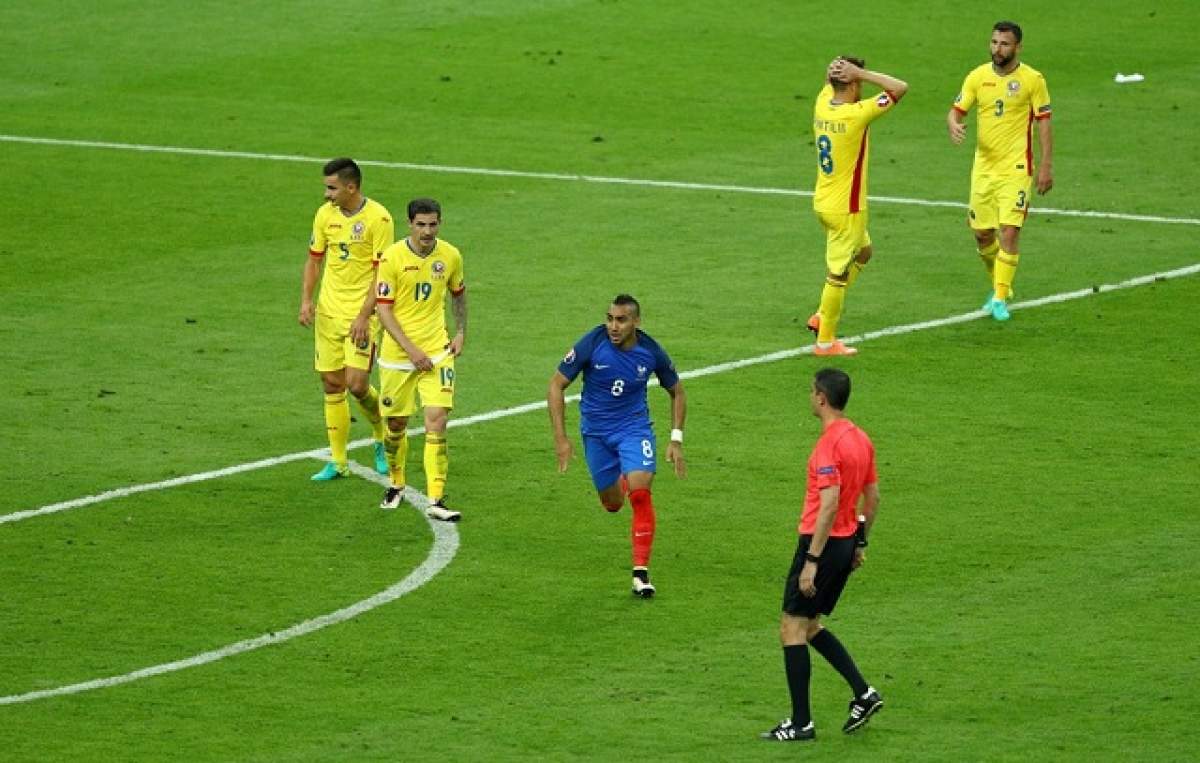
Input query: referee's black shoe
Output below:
<box><xmin>759</xmin><ymin>718</ymin><xmax>815</xmax><ymax>742</ymax></box>
<box><xmin>842</xmin><ymin>688</ymin><xmax>883</xmax><ymax>733</ymax></box>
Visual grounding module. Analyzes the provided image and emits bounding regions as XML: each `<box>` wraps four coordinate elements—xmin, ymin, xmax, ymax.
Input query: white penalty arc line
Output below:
<box><xmin>2</xmin><ymin>133</ymin><xmax>1197</xmax><ymax>227</ymax></box>
<box><xmin>0</xmin><ymin>463</ymin><xmax>459</xmax><ymax>706</ymax></box>
<box><xmin>2</xmin><ymin>262</ymin><xmax>1196</xmax><ymax>704</ymax></box>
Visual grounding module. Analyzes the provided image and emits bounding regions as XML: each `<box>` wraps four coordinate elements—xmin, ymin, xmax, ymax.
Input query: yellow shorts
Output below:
<box><xmin>378</xmin><ymin>351</ymin><xmax>456</xmax><ymax>417</ymax></box>
<box><xmin>314</xmin><ymin>313</ymin><xmax>379</xmax><ymax>373</ymax></box>
<box><xmin>968</xmin><ymin>173</ymin><xmax>1032</xmax><ymax>230</ymax></box>
<box><xmin>815</xmin><ymin>210</ymin><xmax>872</xmax><ymax>276</ymax></box>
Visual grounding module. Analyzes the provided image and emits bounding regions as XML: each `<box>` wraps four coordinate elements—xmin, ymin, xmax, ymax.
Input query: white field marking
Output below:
<box><xmin>2</xmin><ymin>263</ymin><xmax>1196</xmax><ymax>704</ymax></box>
<box><xmin>0</xmin><ymin>460</ymin><xmax>458</xmax><ymax>706</ymax></box>
<box><xmin>6</xmin><ymin>262</ymin><xmax>1195</xmax><ymax>528</ymax></box>
<box><xmin>2</xmin><ymin>133</ymin><xmax>1197</xmax><ymax>227</ymax></box>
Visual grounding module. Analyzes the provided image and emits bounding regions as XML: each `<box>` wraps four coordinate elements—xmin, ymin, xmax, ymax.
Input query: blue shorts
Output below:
<box><xmin>582</xmin><ymin>427</ymin><xmax>657</xmax><ymax>491</ymax></box>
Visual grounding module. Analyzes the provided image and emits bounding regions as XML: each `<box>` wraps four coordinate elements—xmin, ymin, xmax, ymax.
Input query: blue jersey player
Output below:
<box><xmin>548</xmin><ymin>294</ymin><xmax>688</xmax><ymax>598</ymax></box>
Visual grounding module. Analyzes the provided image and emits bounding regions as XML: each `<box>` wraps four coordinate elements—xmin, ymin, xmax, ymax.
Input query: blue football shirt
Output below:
<box><xmin>557</xmin><ymin>326</ymin><xmax>680</xmax><ymax>436</ymax></box>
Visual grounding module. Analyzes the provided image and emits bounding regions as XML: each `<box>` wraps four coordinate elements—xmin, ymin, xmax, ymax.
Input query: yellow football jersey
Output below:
<box><xmin>953</xmin><ymin>62</ymin><xmax>1051</xmax><ymax>176</ymax></box>
<box><xmin>375</xmin><ymin>238</ymin><xmax>465</xmax><ymax>360</ymax></box>
<box><xmin>812</xmin><ymin>84</ymin><xmax>900</xmax><ymax>214</ymax></box>
<box><xmin>309</xmin><ymin>198</ymin><xmax>394</xmax><ymax>320</ymax></box>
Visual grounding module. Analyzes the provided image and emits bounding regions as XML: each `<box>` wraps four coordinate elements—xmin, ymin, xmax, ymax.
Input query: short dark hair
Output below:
<box><xmin>612</xmin><ymin>293</ymin><xmax>640</xmax><ymax>317</ymax></box>
<box><xmin>814</xmin><ymin>368</ymin><xmax>851</xmax><ymax>411</ymax></box>
<box><xmin>829</xmin><ymin>55</ymin><xmax>865</xmax><ymax>88</ymax></box>
<box><xmin>322</xmin><ymin>157</ymin><xmax>361</xmax><ymax>186</ymax></box>
<box><xmin>993</xmin><ymin>20</ymin><xmax>1023</xmax><ymax>42</ymax></box>
<box><xmin>407</xmin><ymin>198</ymin><xmax>442</xmax><ymax>221</ymax></box>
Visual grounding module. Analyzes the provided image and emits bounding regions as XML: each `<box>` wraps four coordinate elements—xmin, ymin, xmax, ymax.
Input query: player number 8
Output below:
<box><xmin>610</xmin><ymin>379</ymin><xmax>625</xmax><ymax>396</ymax></box>
<box><xmin>817</xmin><ymin>135</ymin><xmax>834</xmax><ymax>176</ymax></box>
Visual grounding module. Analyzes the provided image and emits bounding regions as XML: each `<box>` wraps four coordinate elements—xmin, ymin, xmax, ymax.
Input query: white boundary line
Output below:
<box><xmin>0</xmin><ymin>463</ymin><xmax>458</xmax><ymax>706</ymax></box>
<box><xmin>2</xmin><ymin>133</ymin><xmax>1197</xmax><ymax>226</ymax></box>
<box><xmin>2</xmin><ymin>262</ymin><xmax>1196</xmax><ymax>704</ymax></box>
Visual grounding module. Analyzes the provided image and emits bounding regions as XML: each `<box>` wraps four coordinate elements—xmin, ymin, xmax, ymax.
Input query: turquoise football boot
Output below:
<box><xmin>311</xmin><ymin>462</ymin><xmax>349</xmax><ymax>481</ymax></box>
<box><xmin>373</xmin><ymin>442</ymin><xmax>388</xmax><ymax>475</ymax></box>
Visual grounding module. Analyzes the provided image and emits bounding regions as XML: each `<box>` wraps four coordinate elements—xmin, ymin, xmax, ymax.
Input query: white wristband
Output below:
<box><xmin>670</xmin><ymin>428</ymin><xmax>684</xmax><ymax>443</ymax></box>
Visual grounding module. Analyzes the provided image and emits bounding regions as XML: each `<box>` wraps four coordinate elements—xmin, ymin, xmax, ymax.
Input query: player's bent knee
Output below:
<box><xmin>601</xmin><ymin>497</ymin><xmax>623</xmax><ymax>513</ymax></box>
<box><xmin>386</xmin><ymin>417</ymin><xmax>408</xmax><ymax>433</ymax></box>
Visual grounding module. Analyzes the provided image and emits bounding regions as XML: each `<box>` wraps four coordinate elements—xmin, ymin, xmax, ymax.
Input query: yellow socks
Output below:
<box><xmin>845</xmin><ymin>259</ymin><xmax>866</xmax><ymax>289</ymax></box>
<box><xmin>384</xmin><ymin>426</ymin><xmax>408</xmax><ymax>487</ymax></box>
<box><xmin>978</xmin><ymin>239</ymin><xmax>1000</xmax><ymax>279</ymax></box>
<box><xmin>424</xmin><ymin>433</ymin><xmax>448</xmax><ymax>501</ymax></box>
<box><xmin>323</xmin><ymin>392</ymin><xmax>350</xmax><ymax>467</ymax></box>
<box><xmin>354</xmin><ymin>385</ymin><xmax>385</xmax><ymax>442</ymax></box>
<box><xmin>817</xmin><ymin>279</ymin><xmax>847</xmax><ymax>344</ymax></box>
<box><xmin>994</xmin><ymin>249</ymin><xmax>1020</xmax><ymax>301</ymax></box>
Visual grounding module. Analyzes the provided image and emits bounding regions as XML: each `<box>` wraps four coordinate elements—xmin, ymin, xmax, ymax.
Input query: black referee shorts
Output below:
<box><xmin>781</xmin><ymin>534</ymin><xmax>856</xmax><ymax>618</ymax></box>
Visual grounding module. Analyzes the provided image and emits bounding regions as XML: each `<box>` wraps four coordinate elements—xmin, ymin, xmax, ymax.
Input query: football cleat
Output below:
<box><xmin>814</xmin><ymin>340</ymin><xmax>858</xmax><ymax>356</ymax></box>
<box><xmin>760</xmin><ymin>718</ymin><xmax>815</xmax><ymax>742</ymax></box>
<box><xmin>984</xmin><ymin>297</ymin><xmax>1011</xmax><ymax>322</ymax></box>
<box><xmin>806</xmin><ymin>312</ymin><xmax>821</xmax><ymax>336</ymax></box>
<box><xmin>373</xmin><ymin>442</ymin><xmax>388</xmax><ymax>475</ymax></box>
<box><xmin>843</xmin><ymin>688</ymin><xmax>884</xmax><ymax>733</ymax></box>
<box><xmin>426</xmin><ymin>499</ymin><xmax>462</xmax><ymax>522</ymax></box>
<box><xmin>380</xmin><ymin>486</ymin><xmax>404</xmax><ymax>510</ymax></box>
<box><xmin>631</xmin><ymin>569</ymin><xmax>656</xmax><ymax>598</ymax></box>
<box><xmin>311</xmin><ymin>462</ymin><xmax>349</xmax><ymax>481</ymax></box>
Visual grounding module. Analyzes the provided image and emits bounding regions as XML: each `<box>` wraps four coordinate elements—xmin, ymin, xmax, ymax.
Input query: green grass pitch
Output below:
<box><xmin>2</xmin><ymin>1</ymin><xmax>1199</xmax><ymax>760</ymax></box>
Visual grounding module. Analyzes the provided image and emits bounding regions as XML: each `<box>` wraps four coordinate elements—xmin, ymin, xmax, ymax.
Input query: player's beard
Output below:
<box><xmin>993</xmin><ymin>52</ymin><xmax>1014</xmax><ymax>68</ymax></box>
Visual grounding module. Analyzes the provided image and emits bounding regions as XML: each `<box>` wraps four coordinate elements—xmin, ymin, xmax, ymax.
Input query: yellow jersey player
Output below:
<box><xmin>806</xmin><ymin>57</ymin><xmax>907</xmax><ymax>356</ymax></box>
<box><xmin>948</xmin><ymin>20</ymin><xmax>1053</xmax><ymax>321</ymax></box>
<box><xmin>375</xmin><ymin>198</ymin><xmax>467</xmax><ymax>522</ymax></box>
<box><xmin>300</xmin><ymin>158</ymin><xmax>395</xmax><ymax>481</ymax></box>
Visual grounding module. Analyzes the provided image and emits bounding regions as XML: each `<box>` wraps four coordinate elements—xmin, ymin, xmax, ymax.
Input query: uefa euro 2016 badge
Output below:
<box><xmin>376</xmin><ymin>282</ymin><xmax>391</xmax><ymax>297</ymax></box>
<box><xmin>1007</xmin><ymin>80</ymin><xmax>1021</xmax><ymax>96</ymax></box>
<box><xmin>352</xmin><ymin>221</ymin><xmax>365</xmax><ymax>240</ymax></box>
<box><xmin>563</xmin><ymin>348</ymin><xmax>576</xmax><ymax>364</ymax></box>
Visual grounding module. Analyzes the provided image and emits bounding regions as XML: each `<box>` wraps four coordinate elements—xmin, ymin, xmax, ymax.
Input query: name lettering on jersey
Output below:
<box><xmin>813</xmin><ymin>119</ymin><xmax>847</xmax><ymax>133</ymax></box>
<box><xmin>981</xmin><ymin>82</ymin><xmax>997</xmax><ymax>88</ymax></box>
<box><xmin>329</xmin><ymin>223</ymin><xmax>343</xmax><ymax>229</ymax></box>
<box><xmin>404</xmin><ymin>265</ymin><xmax>420</xmax><ymax>272</ymax></box>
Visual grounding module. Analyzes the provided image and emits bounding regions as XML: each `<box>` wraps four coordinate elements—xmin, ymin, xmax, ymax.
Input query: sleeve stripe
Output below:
<box><xmin>376</xmin><ymin>298</ymin><xmax>394</xmax><ymax>305</ymax></box>
<box><xmin>885</xmin><ymin>90</ymin><xmax>902</xmax><ymax>103</ymax></box>
<box><xmin>951</xmin><ymin>105</ymin><xmax>967</xmax><ymax>115</ymax></box>
<box><xmin>309</xmin><ymin>249</ymin><xmax>325</xmax><ymax>258</ymax></box>
<box><xmin>450</xmin><ymin>285</ymin><xmax>466</xmax><ymax>296</ymax></box>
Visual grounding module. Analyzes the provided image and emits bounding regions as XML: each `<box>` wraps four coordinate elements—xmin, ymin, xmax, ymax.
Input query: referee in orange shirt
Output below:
<box><xmin>761</xmin><ymin>368</ymin><xmax>884</xmax><ymax>742</ymax></box>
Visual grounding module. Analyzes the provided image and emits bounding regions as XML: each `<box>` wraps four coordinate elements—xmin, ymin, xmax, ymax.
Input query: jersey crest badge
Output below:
<box><xmin>432</xmin><ymin>261</ymin><xmax>446</xmax><ymax>274</ymax></box>
<box><xmin>1007</xmin><ymin>80</ymin><xmax>1021</xmax><ymax>95</ymax></box>
<box><xmin>636</xmin><ymin>364</ymin><xmax>647</xmax><ymax>378</ymax></box>
<box><xmin>352</xmin><ymin>221</ymin><xmax>365</xmax><ymax>239</ymax></box>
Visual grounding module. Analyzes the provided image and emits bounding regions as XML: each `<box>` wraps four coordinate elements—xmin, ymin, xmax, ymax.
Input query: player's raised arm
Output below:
<box><xmin>829</xmin><ymin>58</ymin><xmax>908</xmax><ymax>100</ymax></box>
<box><xmin>547</xmin><ymin>371</ymin><xmax>574</xmax><ymax>472</ymax></box>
